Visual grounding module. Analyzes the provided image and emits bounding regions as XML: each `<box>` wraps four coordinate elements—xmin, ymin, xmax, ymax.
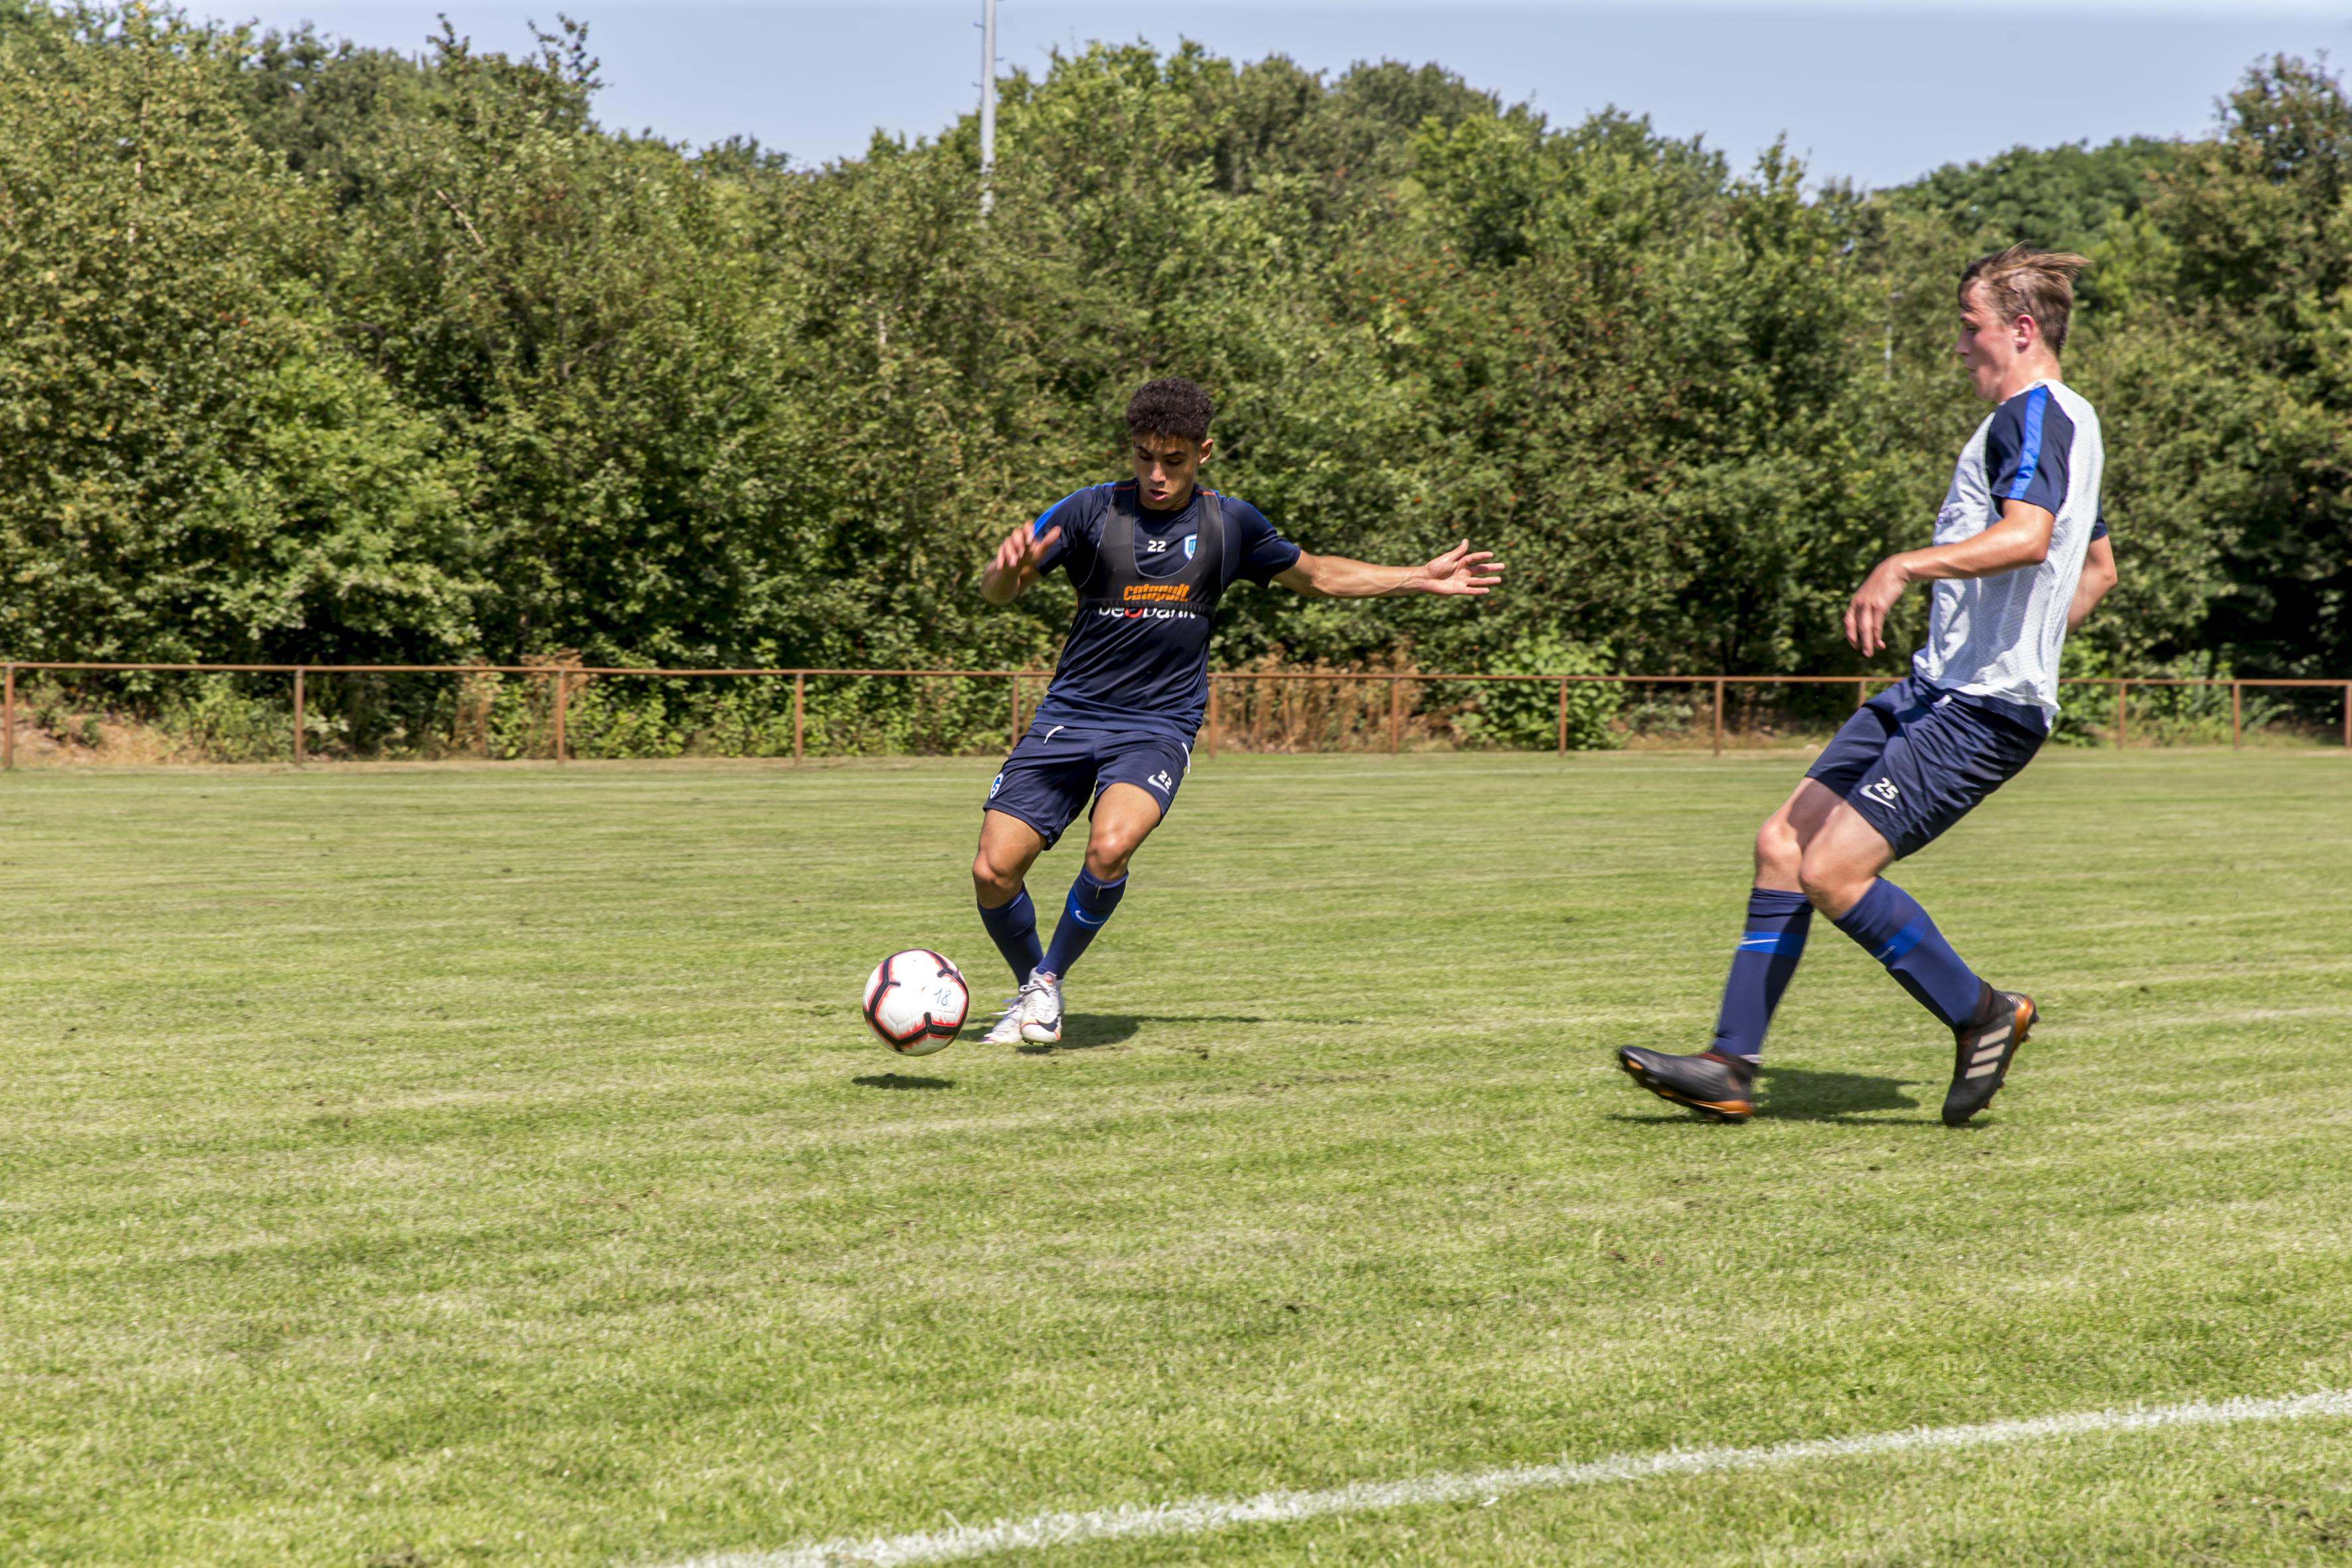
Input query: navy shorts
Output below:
<box><xmin>1806</xmin><ymin>677</ymin><xmax>2044</xmax><ymax>859</ymax></box>
<box><xmin>984</xmin><ymin>723</ymin><xmax>1192</xmax><ymax>849</ymax></box>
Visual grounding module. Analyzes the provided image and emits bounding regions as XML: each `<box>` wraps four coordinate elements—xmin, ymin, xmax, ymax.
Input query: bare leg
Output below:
<box><xmin>973</xmin><ymin>809</ymin><xmax>1047</xmax><ymax>909</ymax></box>
<box><xmin>1796</xmin><ymin>798</ymin><xmax>1897</xmax><ymax>919</ymax></box>
<box><xmin>1753</xmin><ymin>778</ymin><xmax>1848</xmax><ymax>892</ymax></box>
<box><xmin>1079</xmin><ymin>783</ymin><xmax>1164</xmax><ymax>884</ymax></box>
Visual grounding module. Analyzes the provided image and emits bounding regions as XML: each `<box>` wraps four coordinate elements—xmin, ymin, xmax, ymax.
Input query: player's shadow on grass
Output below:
<box><xmin>1016</xmin><ymin>1013</ymin><xmax>1269</xmax><ymax>1054</ymax></box>
<box><xmin>1606</xmin><ymin>1066</ymin><xmax>1922</xmax><ymax>1125</ymax></box>
<box><xmin>852</xmin><ymin>1073</ymin><xmax>954</xmax><ymax>1090</ymax></box>
<box><xmin>1757</xmin><ymin>1066</ymin><xmax>1922</xmax><ymax>1123</ymax></box>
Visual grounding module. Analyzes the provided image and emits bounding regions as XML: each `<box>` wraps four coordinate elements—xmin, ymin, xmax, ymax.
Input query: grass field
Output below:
<box><xmin>5</xmin><ymin>750</ymin><xmax>2351</xmax><ymax>1567</ymax></box>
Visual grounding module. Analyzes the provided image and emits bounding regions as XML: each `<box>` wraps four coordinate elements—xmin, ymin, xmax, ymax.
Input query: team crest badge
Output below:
<box><xmin>1182</xmin><ymin>534</ymin><xmax>1197</xmax><ymax>560</ymax></box>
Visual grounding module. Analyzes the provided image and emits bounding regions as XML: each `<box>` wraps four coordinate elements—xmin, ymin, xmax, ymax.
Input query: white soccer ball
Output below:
<box><xmin>862</xmin><ymin>949</ymin><xmax>969</xmax><ymax>1055</ymax></box>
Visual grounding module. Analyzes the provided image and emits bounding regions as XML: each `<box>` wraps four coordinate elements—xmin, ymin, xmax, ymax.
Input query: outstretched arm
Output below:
<box><xmin>1844</xmin><ymin>500</ymin><xmax>2054</xmax><ymax>657</ymax></box>
<box><xmin>1273</xmin><ymin>539</ymin><xmax>1504</xmax><ymax>599</ymax></box>
<box><xmin>2067</xmin><ymin>533</ymin><xmax>2117</xmax><ymax>633</ymax></box>
<box><xmin>980</xmin><ymin>522</ymin><xmax>1063</xmax><ymax>606</ymax></box>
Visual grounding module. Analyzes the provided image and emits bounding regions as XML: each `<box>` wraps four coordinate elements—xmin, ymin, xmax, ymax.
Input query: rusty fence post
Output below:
<box><xmin>1556</xmin><ymin>679</ymin><xmax>1568</xmax><ymax>757</ymax></box>
<box><xmin>1712</xmin><ymin>678</ymin><xmax>1725</xmax><ymax>757</ymax></box>
<box><xmin>2231</xmin><ymin>680</ymin><xmax>2242</xmax><ymax>751</ymax></box>
<box><xmin>1008</xmin><ymin>672</ymin><xmax>1021</xmax><ymax>751</ymax></box>
<box><xmin>1856</xmin><ymin>677</ymin><xmax>1867</xmax><ymax>709</ymax></box>
<box><xmin>3</xmin><ymin>662</ymin><xmax>14</xmax><ymax>771</ymax></box>
<box><xmin>2115</xmin><ymin>681</ymin><xmax>2128</xmax><ymax>750</ymax></box>
<box><xmin>1207</xmin><ymin>678</ymin><xmax>1219</xmax><ymax>759</ymax></box>
<box><xmin>552</xmin><ymin>670</ymin><xmax>568</xmax><ymax>763</ymax></box>
<box><xmin>1391</xmin><ymin>676</ymin><xmax>1403</xmax><ymax>756</ymax></box>
<box><xmin>293</xmin><ymin>667</ymin><xmax>306</xmax><ymax>765</ymax></box>
<box><xmin>793</xmin><ymin>672</ymin><xmax>805</xmax><ymax>765</ymax></box>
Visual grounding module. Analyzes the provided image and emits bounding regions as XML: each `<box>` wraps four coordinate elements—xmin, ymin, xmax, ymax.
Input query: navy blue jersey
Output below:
<box><xmin>1029</xmin><ymin>482</ymin><xmax>1300</xmax><ymax>738</ymax></box>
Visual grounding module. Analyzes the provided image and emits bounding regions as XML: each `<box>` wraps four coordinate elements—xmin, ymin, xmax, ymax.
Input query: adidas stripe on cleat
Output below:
<box><xmin>1943</xmin><ymin>989</ymin><xmax>2034</xmax><ymax>1126</ymax></box>
<box><xmin>1616</xmin><ymin>1047</ymin><xmax>1755</xmax><ymax>1123</ymax></box>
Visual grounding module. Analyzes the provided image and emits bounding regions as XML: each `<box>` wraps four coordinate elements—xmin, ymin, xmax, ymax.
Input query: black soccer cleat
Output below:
<box><xmin>1617</xmin><ymin>1048</ymin><xmax>1755</xmax><ymax>1123</ymax></box>
<box><xmin>1943</xmin><ymin>989</ymin><xmax>2035</xmax><ymax>1126</ymax></box>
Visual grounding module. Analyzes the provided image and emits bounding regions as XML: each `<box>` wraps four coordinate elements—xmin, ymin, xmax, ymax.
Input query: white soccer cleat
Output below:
<box><xmin>980</xmin><ymin>993</ymin><xmax>1028</xmax><ymax>1047</ymax></box>
<box><xmin>1016</xmin><ymin>971</ymin><xmax>1063</xmax><ymax>1044</ymax></box>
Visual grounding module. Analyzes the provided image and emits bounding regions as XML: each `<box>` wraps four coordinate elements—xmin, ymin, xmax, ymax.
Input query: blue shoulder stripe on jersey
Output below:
<box><xmin>2004</xmin><ymin>386</ymin><xmax>2049</xmax><ymax>502</ymax></box>
<box><xmin>1034</xmin><ymin>487</ymin><xmax>1097</xmax><ymax>537</ymax></box>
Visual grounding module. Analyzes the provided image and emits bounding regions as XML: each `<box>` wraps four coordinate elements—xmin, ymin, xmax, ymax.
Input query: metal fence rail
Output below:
<box><xmin>3</xmin><ymin>661</ymin><xmax>2347</xmax><ymax>767</ymax></box>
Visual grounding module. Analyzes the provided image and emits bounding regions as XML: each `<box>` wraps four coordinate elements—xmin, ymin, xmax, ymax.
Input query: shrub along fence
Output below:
<box><xmin>3</xmin><ymin>662</ymin><xmax>2348</xmax><ymax>767</ymax></box>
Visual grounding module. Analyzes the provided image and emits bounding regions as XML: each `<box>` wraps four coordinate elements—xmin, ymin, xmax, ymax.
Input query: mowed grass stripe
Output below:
<box><xmin>1</xmin><ymin>752</ymin><xmax>2347</xmax><ymax>1567</ymax></box>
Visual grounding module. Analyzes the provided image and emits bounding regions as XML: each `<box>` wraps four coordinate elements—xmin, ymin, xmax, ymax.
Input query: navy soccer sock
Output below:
<box><xmin>1830</xmin><ymin>878</ymin><xmax>1989</xmax><ymax>1028</ymax></box>
<box><xmin>1709</xmin><ymin>887</ymin><xmax>1814</xmax><ymax>1063</ymax></box>
<box><xmin>1040</xmin><ymin>867</ymin><xmax>1127</xmax><ymax>979</ymax></box>
<box><xmin>977</xmin><ymin>886</ymin><xmax>1044</xmax><ymax>986</ymax></box>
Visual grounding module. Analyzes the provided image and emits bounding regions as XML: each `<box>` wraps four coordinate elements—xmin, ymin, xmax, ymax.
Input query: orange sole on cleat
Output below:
<box><xmin>1616</xmin><ymin>1050</ymin><xmax>1753</xmax><ymax>1124</ymax></box>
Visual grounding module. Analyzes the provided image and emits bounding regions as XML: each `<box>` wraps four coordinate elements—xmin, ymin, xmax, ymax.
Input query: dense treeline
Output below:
<box><xmin>0</xmin><ymin>3</ymin><xmax>2345</xmax><ymax>749</ymax></box>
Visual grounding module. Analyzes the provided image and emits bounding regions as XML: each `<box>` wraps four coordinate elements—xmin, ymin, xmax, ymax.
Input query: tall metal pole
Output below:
<box><xmin>978</xmin><ymin>0</ymin><xmax>997</xmax><ymax>218</ymax></box>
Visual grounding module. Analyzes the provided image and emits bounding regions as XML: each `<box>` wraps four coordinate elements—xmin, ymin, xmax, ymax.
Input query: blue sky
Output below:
<box><xmin>222</xmin><ymin>2</ymin><xmax>2349</xmax><ymax>189</ymax></box>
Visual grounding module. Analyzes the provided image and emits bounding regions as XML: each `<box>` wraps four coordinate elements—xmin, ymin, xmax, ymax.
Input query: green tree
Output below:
<box><xmin>2</xmin><ymin>2</ymin><xmax>2342</xmax><ymax>746</ymax></box>
<box><xmin>0</xmin><ymin>5</ymin><xmax>470</xmax><ymax>663</ymax></box>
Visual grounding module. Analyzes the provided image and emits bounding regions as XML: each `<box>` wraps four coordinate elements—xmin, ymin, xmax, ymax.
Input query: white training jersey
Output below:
<box><xmin>1912</xmin><ymin>378</ymin><xmax>2104</xmax><ymax>728</ymax></box>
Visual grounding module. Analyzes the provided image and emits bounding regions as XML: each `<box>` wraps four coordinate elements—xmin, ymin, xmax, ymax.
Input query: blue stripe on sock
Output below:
<box><xmin>1041</xmin><ymin>869</ymin><xmax>1127</xmax><ymax>979</ymax></box>
<box><xmin>1872</xmin><ymin>918</ymin><xmax>1926</xmax><ymax>965</ymax></box>
<box><xmin>1737</xmin><ymin>931</ymin><xmax>1807</xmax><ymax>954</ymax></box>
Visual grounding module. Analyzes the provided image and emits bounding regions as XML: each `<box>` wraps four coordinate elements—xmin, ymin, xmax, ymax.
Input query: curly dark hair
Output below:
<box><xmin>1125</xmin><ymin>377</ymin><xmax>1214</xmax><ymax>443</ymax></box>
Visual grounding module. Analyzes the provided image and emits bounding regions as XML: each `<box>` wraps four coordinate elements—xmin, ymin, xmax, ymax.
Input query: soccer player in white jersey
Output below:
<box><xmin>1620</xmin><ymin>245</ymin><xmax>2105</xmax><ymax>1125</ymax></box>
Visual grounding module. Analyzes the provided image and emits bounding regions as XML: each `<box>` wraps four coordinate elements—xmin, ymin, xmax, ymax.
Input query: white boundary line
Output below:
<box><xmin>661</xmin><ymin>1388</ymin><xmax>2352</xmax><ymax>1568</ymax></box>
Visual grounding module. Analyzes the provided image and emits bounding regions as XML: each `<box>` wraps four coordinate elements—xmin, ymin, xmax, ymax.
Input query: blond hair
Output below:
<box><xmin>1959</xmin><ymin>244</ymin><xmax>2090</xmax><ymax>353</ymax></box>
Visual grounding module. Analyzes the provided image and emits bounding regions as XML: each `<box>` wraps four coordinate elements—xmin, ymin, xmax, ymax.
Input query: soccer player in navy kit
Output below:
<box><xmin>971</xmin><ymin>378</ymin><xmax>1503</xmax><ymax>1045</ymax></box>
<box><xmin>1620</xmin><ymin>245</ymin><xmax>2107</xmax><ymax>1126</ymax></box>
